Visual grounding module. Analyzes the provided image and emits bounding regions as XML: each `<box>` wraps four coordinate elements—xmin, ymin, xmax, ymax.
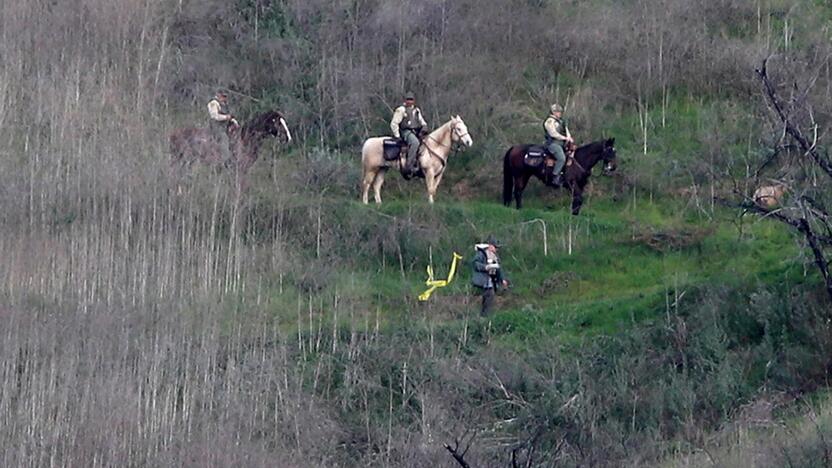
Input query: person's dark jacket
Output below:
<box><xmin>471</xmin><ymin>246</ymin><xmax>504</xmax><ymax>289</ymax></box>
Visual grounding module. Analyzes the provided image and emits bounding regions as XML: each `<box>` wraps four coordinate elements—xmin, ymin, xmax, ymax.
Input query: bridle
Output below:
<box><xmin>601</xmin><ymin>146</ymin><xmax>616</xmax><ymax>174</ymax></box>
<box><xmin>424</xmin><ymin>120</ymin><xmax>470</xmax><ymax>170</ymax></box>
<box><xmin>451</xmin><ymin>123</ymin><xmax>470</xmax><ymax>147</ymax></box>
<box><xmin>562</xmin><ymin>144</ymin><xmax>616</xmax><ymax>175</ymax></box>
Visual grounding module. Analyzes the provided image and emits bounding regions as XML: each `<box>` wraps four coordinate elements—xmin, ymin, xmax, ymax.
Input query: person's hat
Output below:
<box><xmin>485</xmin><ymin>235</ymin><xmax>503</xmax><ymax>248</ymax></box>
<box><xmin>404</xmin><ymin>91</ymin><xmax>416</xmax><ymax>101</ymax></box>
<box><xmin>550</xmin><ymin>103</ymin><xmax>564</xmax><ymax>114</ymax></box>
<box><xmin>216</xmin><ymin>89</ymin><xmax>228</xmax><ymax>99</ymax></box>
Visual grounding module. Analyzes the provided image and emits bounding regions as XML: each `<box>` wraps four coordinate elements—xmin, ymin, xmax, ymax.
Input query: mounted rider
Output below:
<box><xmin>207</xmin><ymin>90</ymin><xmax>239</xmax><ymax>162</ymax></box>
<box><xmin>391</xmin><ymin>91</ymin><xmax>428</xmax><ymax>179</ymax></box>
<box><xmin>544</xmin><ymin>104</ymin><xmax>573</xmax><ymax>187</ymax></box>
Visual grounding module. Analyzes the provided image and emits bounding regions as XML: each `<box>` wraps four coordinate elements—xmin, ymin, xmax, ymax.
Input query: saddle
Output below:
<box><xmin>523</xmin><ymin>145</ymin><xmax>550</xmax><ymax>168</ymax></box>
<box><xmin>382</xmin><ymin>138</ymin><xmax>406</xmax><ymax>161</ymax></box>
<box><xmin>523</xmin><ymin>144</ymin><xmax>577</xmax><ymax>171</ymax></box>
<box><xmin>524</xmin><ymin>144</ymin><xmax>577</xmax><ymax>187</ymax></box>
<box><xmin>383</xmin><ymin>137</ymin><xmax>425</xmax><ymax>179</ymax></box>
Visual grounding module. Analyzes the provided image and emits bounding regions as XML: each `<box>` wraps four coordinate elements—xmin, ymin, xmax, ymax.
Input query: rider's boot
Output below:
<box><xmin>552</xmin><ymin>174</ymin><xmax>564</xmax><ymax>187</ymax></box>
<box><xmin>401</xmin><ymin>155</ymin><xmax>413</xmax><ymax>180</ymax></box>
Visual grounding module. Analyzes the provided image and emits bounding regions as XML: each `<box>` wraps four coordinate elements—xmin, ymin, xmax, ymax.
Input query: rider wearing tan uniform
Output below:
<box><xmin>207</xmin><ymin>91</ymin><xmax>238</xmax><ymax>163</ymax></box>
<box><xmin>390</xmin><ymin>91</ymin><xmax>428</xmax><ymax>178</ymax></box>
<box><xmin>544</xmin><ymin>104</ymin><xmax>573</xmax><ymax>187</ymax></box>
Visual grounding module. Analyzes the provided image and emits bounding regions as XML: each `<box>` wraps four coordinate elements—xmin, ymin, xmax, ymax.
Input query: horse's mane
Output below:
<box><xmin>576</xmin><ymin>140</ymin><xmax>606</xmax><ymax>154</ymax></box>
<box><xmin>242</xmin><ymin>110</ymin><xmax>283</xmax><ymax>138</ymax></box>
<box><xmin>428</xmin><ymin>118</ymin><xmax>453</xmax><ymax>139</ymax></box>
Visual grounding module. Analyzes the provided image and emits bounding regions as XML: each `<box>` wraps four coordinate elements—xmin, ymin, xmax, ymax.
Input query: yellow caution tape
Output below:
<box><xmin>418</xmin><ymin>252</ymin><xmax>463</xmax><ymax>301</ymax></box>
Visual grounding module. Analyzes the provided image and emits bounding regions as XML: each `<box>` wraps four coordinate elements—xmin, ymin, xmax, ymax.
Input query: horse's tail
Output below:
<box><xmin>502</xmin><ymin>147</ymin><xmax>513</xmax><ymax>206</ymax></box>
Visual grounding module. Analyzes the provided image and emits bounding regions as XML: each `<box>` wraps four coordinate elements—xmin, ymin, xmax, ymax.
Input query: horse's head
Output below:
<box><xmin>269</xmin><ymin>111</ymin><xmax>293</xmax><ymax>144</ymax></box>
<box><xmin>248</xmin><ymin>110</ymin><xmax>293</xmax><ymax>144</ymax></box>
<box><xmin>450</xmin><ymin>115</ymin><xmax>473</xmax><ymax>148</ymax></box>
<box><xmin>227</xmin><ymin>119</ymin><xmax>241</xmax><ymax>136</ymax></box>
<box><xmin>602</xmin><ymin>138</ymin><xmax>617</xmax><ymax>175</ymax></box>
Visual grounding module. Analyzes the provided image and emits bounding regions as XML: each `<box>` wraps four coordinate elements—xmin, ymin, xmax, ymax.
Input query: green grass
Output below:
<box><xmin>242</xmin><ymin>91</ymin><xmax>811</xmax><ymax>353</ymax></box>
<box><xmin>257</xmin><ymin>186</ymin><xmax>806</xmax><ymax>351</ymax></box>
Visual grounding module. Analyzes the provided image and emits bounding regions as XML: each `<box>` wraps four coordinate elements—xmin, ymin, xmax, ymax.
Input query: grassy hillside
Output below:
<box><xmin>2</xmin><ymin>0</ymin><xmax>832</xmax><ymax>466</ymax></box>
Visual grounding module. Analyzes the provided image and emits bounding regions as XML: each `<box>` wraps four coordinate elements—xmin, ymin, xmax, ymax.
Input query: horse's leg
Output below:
<box><xmin>372</xmin><ymin>168</ymin><xmax>387</xmax><ymax>204</ymax></box>
<box><xmin>236</xmin><ymin>169</ymin><xmax>249</xmax><ymax>194</ymax></box>
<box><xmin>361</xmin><ymin>168</ymin><xmax>375</xmax><ymax>205</ymax></box>
<box><xmin>432</xmin><ymin>171</ymin><xmax>445</xmax><ymax>200</ymax></box>
<box><xmin>514</xmin><ymin>175</ymin><xmax>529</xmax><ymax>210</ymax></box>
<box><xmin>424</xmin><ymin>167</ymin><xmax>437</xmax><ymax>204</ymax></box>
<box><xmin>170</xmin><ymin>150</ymin><xmax>190</xmax><ymax>195</ymax></box>
<box><xmin>571</xmin><ymin>185</ymin><xmax>584</xmax><ymax>215</ymax></box>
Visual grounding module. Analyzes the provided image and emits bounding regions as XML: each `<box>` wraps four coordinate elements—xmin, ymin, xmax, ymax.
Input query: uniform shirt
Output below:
<box><xmin>208</xmin><ymin>99</ymin><xmax>232</xmax><ymax>123</ymax></box>
<box><xmin>390</xmin><ymin>104</ymin><xmax>427</xmax><ymax>138</ymax></box>
<box><xmin>544</xmin><ymin>115</ymin><xmax>571</xmax><ymax>141</ymax></box>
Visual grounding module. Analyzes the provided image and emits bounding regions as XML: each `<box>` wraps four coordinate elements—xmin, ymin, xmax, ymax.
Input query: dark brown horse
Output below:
<box><xmin>169</xmin><ymin>110</ymin><xmax>292</xmax><ymax>185</ymax></box>
<box><xmin>503</xmin><ymin>138</ymin><xmax>617</xmax><ymax>215</ymax></box>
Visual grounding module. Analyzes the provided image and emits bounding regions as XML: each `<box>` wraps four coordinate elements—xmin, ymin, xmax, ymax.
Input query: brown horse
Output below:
<box><xmin>502</xmin><ymin>138</ymin><xmax>617</xmax><ymax>215</ymax></box>
<box><xmin>169</xmin><ymin>110</ymin><xmax>292</xmax><ymax>185</ymax></box>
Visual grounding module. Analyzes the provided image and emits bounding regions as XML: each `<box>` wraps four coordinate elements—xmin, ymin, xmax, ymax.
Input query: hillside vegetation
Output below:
<box><xmin>1</xmin><ymin>0</ymin><xmax>832</xmax><ymax>466</ymax></box>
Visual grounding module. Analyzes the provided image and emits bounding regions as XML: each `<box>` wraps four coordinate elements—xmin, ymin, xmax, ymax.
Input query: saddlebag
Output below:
<box><xmin>523</xmin><ymin>145</ymin><xmax>549</xmax><ymax>168</ymax></box>
<box><xmin>383</xmin><ymin>138</ymin><xmax>405</xmax><ymax>161</ymax></box>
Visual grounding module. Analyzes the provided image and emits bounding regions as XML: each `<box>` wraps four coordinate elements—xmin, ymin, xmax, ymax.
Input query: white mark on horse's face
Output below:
<box><xmin>279</xmin><ymin>117</ymin><xmax>292</xmax><ymax>143</ymax></box>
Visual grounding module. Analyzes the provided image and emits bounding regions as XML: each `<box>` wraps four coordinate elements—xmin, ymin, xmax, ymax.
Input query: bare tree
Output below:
<box><xmin>444</xmin><ymin>428</ymin><xmax>477</xmax><ymax>468</ymax></box>
<box><xmin>738</xmin><ymin>57</ymin><xmax>832</xmax><ymax>302</ymax></box>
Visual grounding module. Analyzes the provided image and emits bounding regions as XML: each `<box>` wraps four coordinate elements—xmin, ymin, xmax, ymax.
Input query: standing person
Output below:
<box><xmin>472</xmin><ymin>236</ymin><xmax>509</xmax><ymax>317</ymax></box>
<box><xmin>390</xmin><ymin>91</ymin><xmax>428</xmax><ymax>179</ymax></box>
<box><xmin>544</xmin><ymin>103</ymin><xmax>574</xmax><ymax>187</ymax></box>
<box><xmin>207</xmin><ymin>90</ymin><xmax>238</xmax><ymax>163</ymax></box>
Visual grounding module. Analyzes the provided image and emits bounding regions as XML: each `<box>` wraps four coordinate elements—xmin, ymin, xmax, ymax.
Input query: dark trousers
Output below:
<box><xmin>480</xmin><ymin>287</ymin><xmax>495</xmax><ymax>317</ymax></box>
<box><xmin>212</xmin><ymin>122</ymin><xmax>232</xmax><ymax>162</ymax></box>
<box><xmin>401</xmin><ymin>129</ymin><xmax>421</xmax><ymax>173</ymax></box>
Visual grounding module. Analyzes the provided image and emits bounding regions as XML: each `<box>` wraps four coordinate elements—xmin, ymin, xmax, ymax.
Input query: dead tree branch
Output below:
<box><xmin>756</xmin><ymin>58</ymin><xmax>832</xmax><ymax>177</ymax></box>
<box><xmin>445</xmin><ymin>429</ymin><xmax>477</xmax><ymax>468</ymax></box>
<box><xmin>748</xmin><ymin>58</ymin><xmax>832</xmax><ymax>303</ymax></box>
<box><xmin>721</xmin><ymin>194</ymin><xmax>832</xmax><ymax>302</ymax></box>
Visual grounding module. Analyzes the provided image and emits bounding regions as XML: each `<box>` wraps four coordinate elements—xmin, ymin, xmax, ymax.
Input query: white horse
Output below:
<box><xmin>361</xmin><ymin>116</ymin><xmax>473</xmax><ymax>204</ymax></box>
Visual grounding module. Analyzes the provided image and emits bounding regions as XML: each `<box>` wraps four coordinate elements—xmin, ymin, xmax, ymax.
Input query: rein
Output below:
<box><xmin>571</xmin><ymin>145</ymin><xmax>607</xmax><ymax>174</ymax></box>
<box><xmin>424</xmin><ymin>122</ymin><xmax>466</xmax><ymax>170</ymax></box>
<box><xmin>571</xmin><ymin>155</ymin><xmax>586</xmax><ymax>173</ymax></box>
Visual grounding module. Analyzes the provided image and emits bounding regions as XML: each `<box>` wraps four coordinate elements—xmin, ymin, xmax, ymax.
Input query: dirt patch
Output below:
<box><xmin>538</xmin><ymin>271</ymin><xmax>579</xmax><ymax>296</ymax></box>
<box><xmin>627</xmin><ymin>224</ymin><xmax>715</xmax><ymax>253</ymax></box>
<box><xmin>451</xmin><ymin>180</ymin><xmax>476</xmax><ymax>199</ymax></box>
